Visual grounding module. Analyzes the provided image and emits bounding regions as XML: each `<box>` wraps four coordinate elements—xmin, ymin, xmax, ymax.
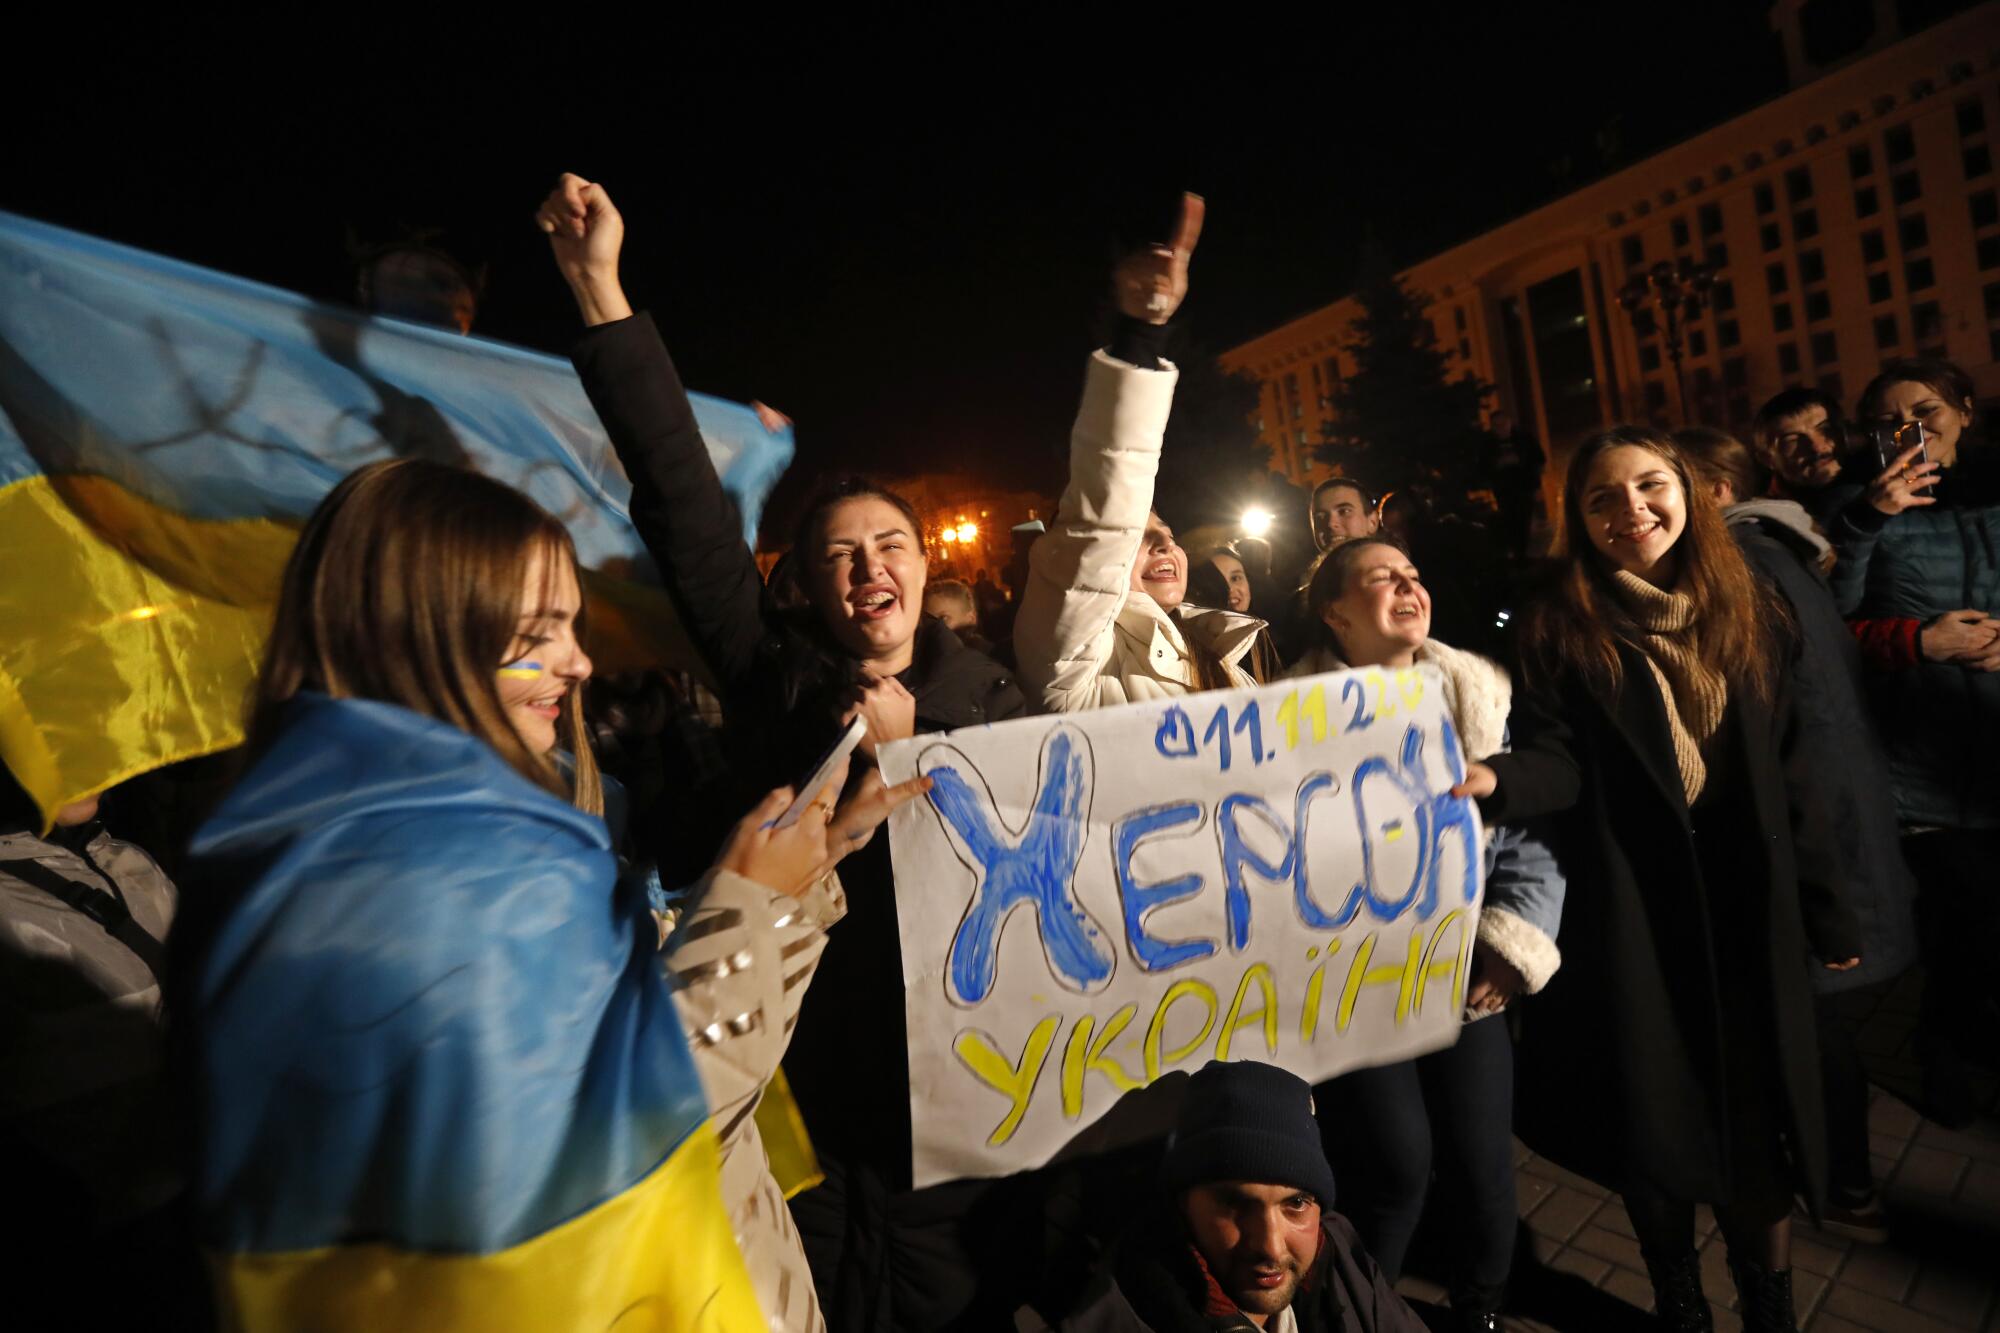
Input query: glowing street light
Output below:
<box><xmin>1240</xmin><ymin>507</ymin><xmax>1274</xmax><ymax>539</ymax></box>
<box><xmin>956</xmin><ymin>522</ymin><xmax>979</xmax><ymax>543</ymax></box>
<box><xmin>938</xmin><ymin>526</ymin><xmax>957</xmax><ymax>545</ymax></box>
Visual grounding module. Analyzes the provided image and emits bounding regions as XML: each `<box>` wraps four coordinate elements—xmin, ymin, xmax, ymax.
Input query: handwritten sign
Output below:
<box><xmin>879</xmin><ymin>666</ymin><xmax>1485</xmax><ymax>1188</ymax></box>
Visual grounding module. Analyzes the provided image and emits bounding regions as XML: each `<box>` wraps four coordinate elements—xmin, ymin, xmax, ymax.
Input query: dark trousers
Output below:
<box><xmin>1904</xmin><ymin>828</ymin><xmax>2000</xmax><ymax>1059</ymax></box>
<box><xmin>1318</xmin><ymin>1013</ymin><xmax>1517</xmax><ymax>1309</ymax></box>
<box><xmin>1815</xmin><ymin>985</ymin><xmax>1885</xmax><ymax>1204</ymax></box>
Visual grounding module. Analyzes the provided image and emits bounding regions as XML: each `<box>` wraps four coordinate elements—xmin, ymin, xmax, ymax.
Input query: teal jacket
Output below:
<box><xmin>1826</xmin><ymin>449</ymin><xmax>2000</xmax><ymax>829</ymax></box>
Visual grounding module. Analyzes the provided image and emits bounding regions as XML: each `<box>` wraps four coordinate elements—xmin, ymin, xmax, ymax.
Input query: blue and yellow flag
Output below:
<box><xmin>0</xmin><ymin>211</ymin><xmax>792</xmax><ymax>829</ymax></box>
<box><xmin>189</xmin><ymin>692</ymin><xmax>766</xmax><ymax>1330</ymax></box>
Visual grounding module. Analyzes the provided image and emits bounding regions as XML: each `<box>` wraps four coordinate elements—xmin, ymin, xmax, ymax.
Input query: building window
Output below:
<box><xmin>1699</xmin><ymin>203</ymin><xmax>1723</xmax><ymax>237</ymax></box>
<box><xmin>1632</xmin><ymin>308</ymin><xmax>1657</xmax><ymax>338</ymax></box>
<box><xmin>1892</xmin><ymin>171</ymin><xmax>1922</xmax><ymax>205</ymax></box>
<box><xmin>1986</xmin><ymin>281</ymin><xmax>2000</xmax><ymax>320</ymax></box>
<box><xmin>1799</xmin><ymin>249</ymin><xmax>1826</xmax><ymax>284</ymax></box>
<box><xmin>1671</xmin><ymin>218</ymin><xmax>1690</xmax><ymax>249</ymax></box>
<box><xmin>1622</xmin><ymin>235</ymin><xmax>1645</xmax><ymax>269</ymax></box>
<box><xmin>1967</xmin><ymin>145</ymin><xmax>1994</xmax><ymax>179</ymax></box>
<box><xmin>1960</xmin><ymin>98</ymin><xmax>1988</xmax><ymax>137</ymax></box>
<box><xmin>1712</xmin><ymin>279</ymin><xmax>1735</xmax><ymax>312</ymax></box>
<box><xmin>1639</xmin><ymin>343</ymin><xmax>1662</xmax><ymax>372</ymax></box>
<box><xmin>1688</xmin><ymin>328</ymin><xmax>1708</xmax><ymax>358</ymax></box>
<box><xmin>1885</xmin><ymin>123</ymin><xmax>1916</xmax><ymax>166</ymax></box>
<box><xmin>1292</xmin><ymin>403</ymin><xmax>1303</xmax><ymax>420</ymax></box>
<box><xmin>1973</xmin><ymin>190</ymin><xmax>1999</xmax><ymax>230</ymax></box>
<box><xmin>1906</xmin><ymin>257</ymin><xmax>1936</xmax><ymax>291</ymax></box>
<box><xmin>1706</xmin><ymin>243</ymin><xmax>1729</xmax><ymax>269</ymax></box>
<box><xmin>1719</xmin><ymin>318</ymin><xmax>1741</xmax><ymax>348</ymax></box>
<box><xmin>1849</xmin><ymin>144</ymin><xmax>1874</xmax><ymax>178</ymax></box>
<box><xmin>1898</xmin><ymin>215</ymin><xmax>1929</xmax><ymax>251</ymax></box>
<box><xmin>1453</xmin><ymin>306</ymin><xmax>1467</xmax><ymax>332</ymax></box>
<box><xmin>1793</xmin><ymin>209</ymin><xmax>1819</xmax><ymax>241</ymax></box>
<box><xmin>1874</xmin><ymin>314</ymin><xmax>1899</xmax><ymax>348</ymax></box>
<box><xmin>1779</xmin><ymin>343</ymin><xmax>1801</xmax><ymax>375</ymax></box>
<box><xmin>1785</xmin><ymin>166</ymin><xmax>1813</xmax><ymax>203</ymax></box>
<box><xmin>1855</xmin><ymin>186</ymin><xmax>1880</xmax><ymax>217</ymax></box>
<box><xmin>1296</xmin><ymin>429</ymin><xmax>1308</xmax><ymax>445</ymax></box>
<box><xmin>1913</xmin><ymin>301</ymin><xmax>1944</xmax><ymax>343</ymax></box>
<box><xmin>1868</xmin><ymin>271</ymin><xmax>1894</xmax><ymax>303</ymax></box>
<box><xmin>1861</xmin><ymin>229</ymin><xmax>1887</xmax><ymax>264</ymax></box>
<box><xmin>1761</xmin><ymin>222</ymin><xmax>1782</xmax><ymax>252</ymax></box>
<box><xmin>1810</xmin><ymin>331</ymin><xmax>1838</xmax><ymax>365</ymax></box>
<box><xmin>1766</xmin><ymin>261</ymin><xmax>1789</xmax><ymax>295</ymax></box>
<box><xmin>1982</xmin><ymin>234</ymin><xmax>2000</xmax><ymax>269</ymax></box>
<box><xmin>1459</xmin><ymin>338</ymin><xmax>1472</xmax><ymax>360</ymax></box>
<box><xmin>1991</xmin><ymin>328</ymin><xmax>2000</xmax><ymax>361</ymax></box>
<box><xmin>1774</xmin><ymin>302</ymin><xmax>1796</xmax><ymax>331</ymax></box>
<box><xmin>1755</xmin><ymin>182</ymin><xmax>1776</xmax><ymax>215</ymax></box>
<box><xmin>1644</xmin><ymin>381</ymin><xmax>1669</xmax><ymax>414</ymax></box>
<box><xmin>1724</xmin><ymin>356</ymin><xmax>1748</xmax><ymax>389</ymax></box>
<box><xmin>1806</xmin><ymin>289</ymin><xmax>1833</xmax><ymax>322</ymax></box>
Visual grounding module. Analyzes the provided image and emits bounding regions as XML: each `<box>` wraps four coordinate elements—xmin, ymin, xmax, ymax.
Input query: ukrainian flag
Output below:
<box><xmin>188</xmin><ymin>692</ymin><xmax>767</xmax><ymax>1330</ymax></box>
<box><xmin>0</xmin><ymin>211</ymin><xmax>792</xmax><ymax>830</ymax></box>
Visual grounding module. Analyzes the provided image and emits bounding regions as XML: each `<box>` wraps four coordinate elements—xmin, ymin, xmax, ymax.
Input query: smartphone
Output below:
<box><xmin>1871</xmin><ymin>419</ymin><xmax>1928</xmax><ymax>471</ymax></box>
<box><xmin>773</xmin><ymin>716</ymin><xmax>868</xmax><ymax>830</ymax></box>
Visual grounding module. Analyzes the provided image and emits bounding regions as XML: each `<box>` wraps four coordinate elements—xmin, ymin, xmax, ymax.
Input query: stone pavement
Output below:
<box><xmin>1395</xmin><ymin>969</ymin><xmax>2000</xmax><ymax>1331</ymax></box>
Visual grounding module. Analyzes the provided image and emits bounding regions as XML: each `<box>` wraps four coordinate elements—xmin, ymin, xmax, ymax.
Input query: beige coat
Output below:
<box><xmin>666</xmin><ymin>869</ymin><xmax>845</xmax><ymax>1333</ymax></box>
<box><xmin>1015</xmin><ymin>350</ymin><xmax>1267</xmax><ymax>713</ymax></box>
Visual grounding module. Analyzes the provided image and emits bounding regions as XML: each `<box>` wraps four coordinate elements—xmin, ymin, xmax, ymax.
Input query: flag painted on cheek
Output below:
<box><xmin>0</xmin><ymin>211</ymin><xmax>794</xmax><ymax>827</ymax></box>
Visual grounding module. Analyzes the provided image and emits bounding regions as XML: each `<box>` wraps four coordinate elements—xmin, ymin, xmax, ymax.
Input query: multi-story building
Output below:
<box><xmin>1222</xmin><ymin>2</ymin><xmax>2000</xmax><ymax>507</ymax></box>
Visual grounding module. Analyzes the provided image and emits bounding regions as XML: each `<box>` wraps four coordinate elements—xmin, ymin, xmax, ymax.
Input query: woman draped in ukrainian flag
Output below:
<box><xmin>174</xmin><ymin>458</ymin><xmax>924</xmax><ymax>1331</ymax></box>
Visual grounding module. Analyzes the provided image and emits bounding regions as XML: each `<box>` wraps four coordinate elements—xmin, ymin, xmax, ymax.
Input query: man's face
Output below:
<box><xmin>1183</xmin><ymin>1182</ymin><xmax>1322</xmax><ymax>1324</ymax></box>
<box><xmin>1311</xmin><ymin>484</ymin><xmax>1377</xmax><ymax>552</ymax></box>
<box><xmin>1762</xmin><ymin>404</ymin><xmax>1843</xmax><ymax>491</ymax></box>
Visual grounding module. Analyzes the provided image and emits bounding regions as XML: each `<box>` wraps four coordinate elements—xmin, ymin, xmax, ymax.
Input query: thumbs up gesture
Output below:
<box><xmin>1114</xmin><ymin>192</ymin><xmax>1204</xmax><ymax>326</ymax></box>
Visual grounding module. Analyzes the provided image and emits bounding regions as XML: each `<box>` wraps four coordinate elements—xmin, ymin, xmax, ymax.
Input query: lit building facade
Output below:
<box><xmin>1222</xmin><ymin>3</ymin><xmax>2000</xmax><ymax>504</ymax></box>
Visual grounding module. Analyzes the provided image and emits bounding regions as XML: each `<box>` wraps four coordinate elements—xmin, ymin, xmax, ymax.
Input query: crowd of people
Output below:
<box><xmin>3</xmin><ymin>174</ymin><xmax>1995</xmax><ymax>1333</ymax></box>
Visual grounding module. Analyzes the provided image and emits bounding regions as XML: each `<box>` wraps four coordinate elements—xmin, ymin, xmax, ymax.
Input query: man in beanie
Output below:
<box><xmin>1059</xmin><ymin>1061</ymin><xmax>1426</xmax><ymax>1332</ymax></box>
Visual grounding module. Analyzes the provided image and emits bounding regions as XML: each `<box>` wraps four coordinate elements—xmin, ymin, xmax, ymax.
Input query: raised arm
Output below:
<box><xmin>538</xmin><ymin>173</ymin><xmax>773</xmax><ymax>694</ymax></box>
<box><xmin>1014</xmin><ymin>196</ymin><xmax>1201</xmax><ymax>713</ymax></box>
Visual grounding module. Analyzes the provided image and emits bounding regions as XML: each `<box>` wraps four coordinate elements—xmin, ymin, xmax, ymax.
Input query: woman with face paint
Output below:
<box><xmin>1282</xmin><ymin>536</ymin><xmax>1564</xmax><ymax>1332</ymax></box>
<box><xmin>1820</xmin><ymin>357</ymin><xmax>2000</xmax><ymax>1128</ymax></box>
<box><xmin>174</xmin><ymin>459</ymin><xmax>924</xmax><ymax>1332</ymax></box>
<box><xmin>538</xmin><ymin>174</ymin><xmax>1061</xmax><ymax>1329</ymax></box>
<box><xmin>1453</xmin><ymin>427</ymin><xmax>1863</xmax><ymax>1333</ymax></box>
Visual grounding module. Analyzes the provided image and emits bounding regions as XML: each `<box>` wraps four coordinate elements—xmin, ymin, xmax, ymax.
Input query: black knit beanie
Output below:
<box><xmin>1159</xmin><ymin>1060</ymin><xmax>1337</xmax><ymax>1207</ymax></box>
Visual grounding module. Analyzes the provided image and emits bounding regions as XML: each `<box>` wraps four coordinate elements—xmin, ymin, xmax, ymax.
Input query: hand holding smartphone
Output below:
<box><xmin>774</xmin><ymin>717</ymin><xmax>868</xmax><ymax>830</ymax></box>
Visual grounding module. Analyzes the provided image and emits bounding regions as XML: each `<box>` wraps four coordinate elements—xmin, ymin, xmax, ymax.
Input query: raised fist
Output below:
<box><xmin>1114</xmin><ymin>192</ymin><xmax>1204</xmax><ymax>326</ymax></box>
<box><xmin>535</xmin><ymin>173</ymin><xmax>624</xmax><ymax>286</ymax></box>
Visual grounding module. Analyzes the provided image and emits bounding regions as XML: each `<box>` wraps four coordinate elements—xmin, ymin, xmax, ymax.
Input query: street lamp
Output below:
<box><xmin>1616</xmin><ymin>258</ymin><xmax>1717</xmax><ymax>423</ymax></box>
<box><xmin>1240</xmin><ymin>507</ymin><xmax>1274</xmax><ymax>539</ymax></box>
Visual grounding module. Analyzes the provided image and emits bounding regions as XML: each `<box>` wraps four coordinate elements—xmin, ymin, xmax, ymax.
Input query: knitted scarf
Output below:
<box><xmin>1608</xmin><ymin>571</ymin><xmax>1729</xmax><ymax>804</ymax></box>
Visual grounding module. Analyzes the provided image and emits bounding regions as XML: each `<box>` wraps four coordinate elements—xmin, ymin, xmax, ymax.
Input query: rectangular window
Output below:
<box><xmin>1459</xmin><ymin>338</ymin><xmax>1472</xmax><ymax>360</ymax></box>
<box><xmin>1622</xmin><ymin>235</ymin><xmax>1645</xmax><ymax>268</ymax></box>
<box><xmin>1699</xmin><ymin>203</ymin><xmax>1723</xmax><ymax>236</ymax></box>
<box><xmin>1849</xmin><ymin>144</ymin><xmax>1874</xmax><ymax>178</ymax></box>
<box><xmin>1986</xmin><ymin>281</ymin><xmax>2000</xmax><ymax>319</ymax></box>
<box><xmin>1712</xmin><ymin>279</ymin><xmax>1736</xmax><ymax>312</ymax></box>
<box><xmin>1875</xmin><ymin>314</ymin><xmax>1899</xmax><ymax>348</ymax></box>
<box><xmin>1869</xmin><ymin>271</ymin><xmax>1894</xmax><ymax>303</ymax></box>
<box><xmin>1719</xmin><ymin>318</ymin><xmax>1741</xmax><ymax>348</ymax></box>
<box><xmin>1644</xmin><ymin>381</ymin><xmax>1669</xmax><ymax>414</ymax></box>
<box><xmin>1810</xmin><ymin>331</ymin><xmax>1838</xmax><ymax>365</ymax></box>
<box><xmin>1806</xmin><ymin>289</ymin><xmax>1832</xmax><ymax>322</ymax></box>
<box><xmin>1296</xmin><ymin>428</ymin><xmax>1308</xmax><ymax>445</ymax></box>
<box><xmin>1886</xmin><ymin>124</ymin><xmax>1916</xmax><ymax>165</ymax></box>
<box><xmin>1906</xmin><ymin>257</ymin><xmax>1936</xmax><ymax>290</ymax></box>
<box><xmin>1967</xmin><ymin>145</ymin><xmax>1994</xmax><ymax>179</ymax></box>
<box><xmin>1706</xmin><ymin>243</ymin><xmax>1729</xmax><ymax>269</ymax></box>
<box><xmin>1779</xmin><ymin>342</ymin><xmax>1801</xmax><ymax>375</ymax></box>
<box><xmin>1671</xmin><ymin>218</ymin><xmax>1690</xmax><ymax>249</ymax></box>
<box><xmin>1991</xmin><ymin>328</ymin><xmax>2000</xmax><ymax>362</ymax></box>
<box><xmin>1724</xmin><ymin>356</ymin><xmax>1748</xmax><ymax>389</ymax></box>
<box><xmin>1899</xmin><ymin>215</ymin><xmax>1929</xmax><ymax>251</ymax></box>
<box><xmin>1982</xmin><ymin>234</ymin><xmax>2000</xmax><ymax>269</ymax></box>
<box><xmin>1862</xmin><ymin>229</ymin><xmax>1887</xmax><ymax>264</ymax></box>
<box><xmin>1785</xmin><ymin>166</ymin><xmax>1813</xmax><ymax>203</ymax></box>
<box><xmin>1799</xmin><ymin>249</ymin><xmax>1826</xmax><ymax>284</ymax></box>
<box><xmin>1755</xmin><ymin>182</ymin><xmax>1776</xmax><ymax>215</ymax></box>
<box><xmin>1454</xmin><ymin>306</ymin><xmax>1467</xmax><ymax>332</ymax></box>
<box><xmin>1793</xmin><ymin>208</ymin><xmax>1819</xmax><ymax>241</ymax></box>
<box><xmin>1632</xmin><ymin>308</ymin><xmax>1657</xmax><ymax>338</ymax></box>
<box><xmin>1855</xmin><ymin>186</ymin><xmax>1880</xmax><ymax>217</ymax></box>
<box><xmin>1961</xmin><ymin>98</ymin><xmax>1988</xmax><ymax>137</ymax></box>
<box><xmin>1774</xmin><ymin>302</ymin><xmax>1796</xmax><ymax>331</ymax></box>
<box><xmin>1639</xmin><ymin>343</ymin><xmax>1662</xmax><ymax>372</ymax></box>
<box><xmin>1892</xmin><ymin>171</ymin><xmax>1922</xmax><ymax>205</ymax></box>
<box><xmin>1761</xmin><ymin>222</ymin><xmax>1783</xmax><ymax>252</ymax></box>
<box><xmin>1766</xmin><ymin>261</ymin><xmax>1789</xmax><ymax>295</ymax></box>
<box><xmin>1292</xmin><ymin>403</ymin><xmax>1303</xmax><ymax>420</ymax></box>
<box><xmin>1913</xmin><ymin>301</ymin><xmax>1944</xmax><ymax>343</ymax></box>
<box><xmin>1688</xmin><ymin>328</ymin><xmax>1708</xmax><ymax>357</ymax></box>
<box><xmin>1973</xmin><ymin>190</ymin><xmax>1999</xmax><ymax>230</ymax></box>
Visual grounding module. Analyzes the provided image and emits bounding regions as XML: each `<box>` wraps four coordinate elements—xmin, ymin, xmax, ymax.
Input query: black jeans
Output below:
<box><xmin>1815</xmin><ymin>985</ymin><xmax>1887</xmax><ymax>1204</ymax></box>
<box><xmin>1318</xmin><ymin>1013</ymin><xmax>1516</xmax><ymax>1309</ymax></box>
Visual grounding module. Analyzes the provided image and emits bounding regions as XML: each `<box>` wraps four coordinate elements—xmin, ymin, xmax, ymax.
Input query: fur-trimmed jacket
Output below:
<box><xmin>1284</xmin><ymin>638</ymin><xmax>1565</xmax><ymax>996</ymax></box>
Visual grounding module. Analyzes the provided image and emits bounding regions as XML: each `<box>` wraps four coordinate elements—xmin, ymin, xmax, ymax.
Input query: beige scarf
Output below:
<box><xmin>1609</xmin><ymin>571</ymin><xmax>1729</xmax><ymax>803</ymax></box>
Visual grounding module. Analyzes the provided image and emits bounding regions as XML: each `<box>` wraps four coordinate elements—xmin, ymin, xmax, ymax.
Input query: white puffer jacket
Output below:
<box><xmin>1015</xmin><ymin>350</ymin><xmax>1267</xmax><ymax>712</ymax></box>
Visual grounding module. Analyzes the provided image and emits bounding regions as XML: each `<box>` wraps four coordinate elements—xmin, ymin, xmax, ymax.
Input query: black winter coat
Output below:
<box><xmin>571</xmin><ymin>313</ymin><xmax>1026</xmax><ymax>1173</ymax></box>
<box><xmin>1727</xmin><ymin>509</ymin><xmax>1917</xmax><ymax>993</ymax></box>
<box><xmin>1481</xmin><ymin>646</ymin><xmax>1862</xmax><ymax>1211</ymax></box>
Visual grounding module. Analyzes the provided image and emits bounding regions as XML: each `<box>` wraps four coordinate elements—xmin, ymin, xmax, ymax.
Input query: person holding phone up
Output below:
<box><xmin>1823</xmin><ymin>356</ymin><xmax>2000</xmax><ymax>1127</ymax></box>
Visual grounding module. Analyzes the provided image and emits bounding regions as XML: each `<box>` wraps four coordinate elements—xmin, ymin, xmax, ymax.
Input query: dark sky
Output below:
<box><xmin>7</xmin><ymin>9</ymin><xmax>1821</xmax><ymax>531</ymax></box>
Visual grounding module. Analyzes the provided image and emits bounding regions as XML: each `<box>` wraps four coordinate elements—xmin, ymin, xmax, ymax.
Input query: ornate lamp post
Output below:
<box><xmin>1616</xmin><ymin>258</ymin><xmax>1717</xmax><ymax>423</ymax></box>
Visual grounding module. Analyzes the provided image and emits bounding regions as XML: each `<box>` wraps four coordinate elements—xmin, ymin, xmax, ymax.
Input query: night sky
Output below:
<box><xmin>8</xmin><ymin>9</ymin><xmax>1812</xmax><ymax>534</ymax></box>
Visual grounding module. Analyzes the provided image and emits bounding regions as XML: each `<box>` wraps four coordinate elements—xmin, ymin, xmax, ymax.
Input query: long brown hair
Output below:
<box><xmin>250</xmin><ymin>458</ymin><xmax>603</xmax><ymax>813</ymax></box>
<box><xmin>1300</xmin><ymin>535</ymin><xmax>1417</xmax><ymax>663</ymax></box>
<box><xmin>1521</xmin><ymin>425</ymin><xmax>1783</xmax><ymax>703</ymax></box>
